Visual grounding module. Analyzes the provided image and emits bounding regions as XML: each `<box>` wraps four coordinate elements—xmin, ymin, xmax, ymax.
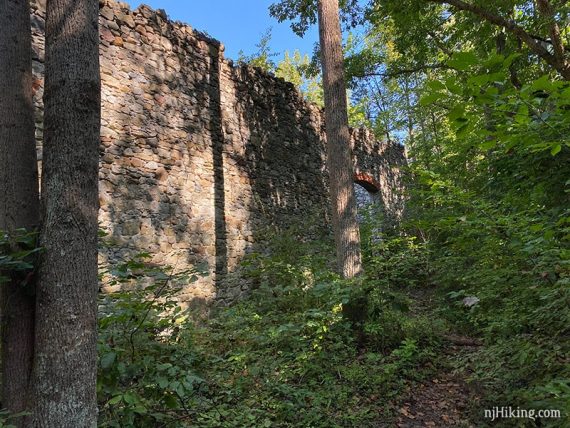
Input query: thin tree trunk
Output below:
<box><xmin>27</xmin><ymin>0</ymin><xmax>101</xmax><ymax>425</ymax></box>
<box><xmin>0</xmin><ymin>0</ymin><xmax>39</xmax><ymax>418</ymax></box>
<box><xmin>317</xmin><ymin>0</ymin><xmax>363</xmax><ymax>278</ymax></box>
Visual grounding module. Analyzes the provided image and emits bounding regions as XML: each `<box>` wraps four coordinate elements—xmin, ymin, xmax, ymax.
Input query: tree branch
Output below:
<box><xmin>529</xmin><ymin>33</ymin><xmax>569</xmax><ymax>51</ymax></box>
<box><xmin>536</xmin><ymin>0</ymin><xmax>567</xmax><ymax>67</ymax></box>
<box><xmin>427</xmin><ymin>31</ymin><xmax>454</xmax><ymax>56</ymax></box>
<box><xmin>429</xmin><ymin>0</ymin><xmax>570</xmax><ymax>79</ymax></box>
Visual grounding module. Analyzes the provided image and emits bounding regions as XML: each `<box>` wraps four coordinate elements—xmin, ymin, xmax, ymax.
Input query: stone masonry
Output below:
<box><xmin>29</xmin><ymin>0</ymin><xmax>406</xmax><ymax>305</ymax></box>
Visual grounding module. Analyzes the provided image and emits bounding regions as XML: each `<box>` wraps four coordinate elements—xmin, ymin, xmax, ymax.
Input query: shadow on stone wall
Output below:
<box><xmin>97</xmin><ymin>10</ymin><xmax>225</xmax><ymax>310</ymax></box>
<box><xmin>232</xmin><ymin>67</ymin><xmax>329</xmax><ymax>223</ymax></box>
<box><xmin>31</xmin><ymin>0</ymin><xmax>407</xmax><ymax>310</ymax></box>
<box><xmin>207</xmin><ymin>44</ymin><xmax>228</xmax><ymax>283</ymax></box>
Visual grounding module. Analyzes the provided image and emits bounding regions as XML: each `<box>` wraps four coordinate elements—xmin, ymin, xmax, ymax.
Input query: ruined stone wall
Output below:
<box><xmin>30</xmin><ymin>0</ymin><xmax>406</xmax><ymax>305</ymax></box>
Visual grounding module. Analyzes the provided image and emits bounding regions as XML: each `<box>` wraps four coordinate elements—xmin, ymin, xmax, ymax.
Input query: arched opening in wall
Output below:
<box><xmin>353</xmin><ymin>173</ymin><xmax>382</xmax><ymax>224</ymax></box>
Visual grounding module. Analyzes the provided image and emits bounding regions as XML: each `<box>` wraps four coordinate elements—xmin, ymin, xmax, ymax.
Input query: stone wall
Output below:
<box><xmin>30</xmin><ymin>0</ymin><xmax>406</xmax><ymax>305</ymax></box>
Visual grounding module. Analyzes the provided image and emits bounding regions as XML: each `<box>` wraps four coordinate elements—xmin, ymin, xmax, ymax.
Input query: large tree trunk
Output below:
<box><xmin>317</xmin><ymin>0</ymin><xmax>363</xmax><ymax>278</ymax></box>
<box><xmin>0</xmin><ymin>0</ymin><xmax>39</xmax><ymax>418</ymax></box>
<box><xmin>27</xmin><ymin>0</ymin><xmax>101</xmax><ymax>425</ymax></box>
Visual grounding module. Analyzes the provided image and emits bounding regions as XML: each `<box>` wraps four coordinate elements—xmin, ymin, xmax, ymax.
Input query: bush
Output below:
<box><xmin>97</xmin><ymin>253</ymin><xmax>205</xmax><ymax>427</ymax></box>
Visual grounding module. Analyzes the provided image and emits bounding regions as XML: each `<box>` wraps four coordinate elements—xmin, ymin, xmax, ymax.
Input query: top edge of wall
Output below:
<box><xmin>31</xmin><ymin>0</ymin><xmax>316</xmax><ymax>101</ymax></box>
<box><xmin>30</xmin><ymin>0</ymin><xmax>401</xmax><ymax>152</ymax></box>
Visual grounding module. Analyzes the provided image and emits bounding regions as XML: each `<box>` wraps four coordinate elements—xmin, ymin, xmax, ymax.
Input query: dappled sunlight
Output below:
<box><xmin>35</xmin><ymin>0</ymin><xmax>405</xmax><ymax>309</ymax></box>
<box><xmin>10</xmin><ymin>0</ymin><xmax>567</xmax><ymax>425</ymax></box>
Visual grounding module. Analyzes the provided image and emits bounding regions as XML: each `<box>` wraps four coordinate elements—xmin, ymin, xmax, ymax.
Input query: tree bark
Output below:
<box><xmin>27</xmin><ymin>0</ymin><xmax>101</xmax><ymax>425</ymax></box>
<box><xmin>0</xmin><ymin>0</ymin><xmax>39</xmax><ymax>418</ymax></box>
<box><xmin>536</xmin><ymin>0</ymin><xmax>567</xmax><ymax>74</ymax></box>
<box><xmin>317</xmin><ymin>0</ymin><xmax>363</xmax><ymax>278</ymax></box>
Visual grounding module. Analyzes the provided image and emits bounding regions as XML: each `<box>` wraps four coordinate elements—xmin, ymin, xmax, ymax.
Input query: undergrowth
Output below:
<box><xmin>409</xmin><ymin>170</ymin><xmax>570</xmax><ymax>426</ymax></box>
<box><xmin>97</xmin><ymin>218</ymin><xmax>443</xmax><ymax>427</ymax></box>
<box><xmin>96</xmin><ymin>181</ymin><xmax>569</xmax><ymax>426</ymax></box>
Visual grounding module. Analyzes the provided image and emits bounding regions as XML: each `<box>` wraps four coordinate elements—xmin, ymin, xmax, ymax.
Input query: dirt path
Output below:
<box><xmin>394</xmin><ymin>347</ymin><xmax>481</xmax><ymax>427</ymax></box>
<box><xmin>393</xmin><ymin>288</ymin><xmax>483</xmax><ymax>427</ymax></box>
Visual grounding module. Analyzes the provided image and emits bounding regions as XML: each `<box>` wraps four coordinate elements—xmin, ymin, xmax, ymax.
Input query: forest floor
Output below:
<box><xmin>389</xmin><ymin>288</ymin><xmax>485</xmax><ymax>427</ymax></box>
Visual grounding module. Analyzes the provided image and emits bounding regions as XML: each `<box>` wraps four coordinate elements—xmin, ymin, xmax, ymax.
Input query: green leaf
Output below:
<box><xmin>426</xmin><ymin>80</ymin><xmax>446</xmax><ymax>91</ymax></box>
<box><xmin>445</xmin><ymin>77</ymin><xmax>463</xmax><ymax>95</ymax></box>
<box><xmin>447</xmin><ymin>51</ymin><xmax>478</xmax><ymax>71</ymax></box>
<box><xmin>133</xmin><ymin>405</ymin><xmax>148</xmax><ymax>415</ymax></box>
<box><xmin>503</xmin><ymin>53</ymin><xmax>521</xmax><ymax>68</ymax></box>
<box><xmin>551</xmin><ymin>144</ymin><xmax>562</xmax><ymax>156</ymax></box>
<box><xmin>515</xmin><ymin>104</ymin><xmax>529</xmax><ymax>124</ymax></box>
<box><xmin>123</xmin><ymin>392</ymin><xmax>137</xmax><ymax>405</ymax></box>
<box><xmin>467</xmin><ymin>74</ymin><xmax>490</xmax><ymax>86</ymax></box>
<box><xmin>108</xmin><ymin>395</ymin><xmax>123</xmax><ymax>405</ymax></box>
<box><xmin>157</xmin><ymin>376</ymin><xmax>169</xmax><ymax>388</ymax></box>
<box><xmin>530</xmin><ymin>75</ymin><xmax>553</xmax><ymax>92</ymax></box>
<box><xmin>100</xmin><ymin>352</ymin><xmax>116</xmax><ymax>369</ymax></box>
<box><xmin>481</xmin><ymin>140</ymin><xmax>497</xmax><ymax>150</ymax></box>
<box><xmin>483</xmin><ymin>53</ymin><xmax>504</xmax><ymax>70</ymax></box>
<box><xmin>163</xmin><ymin>394</ymin><xmax>178</xmax><ymax>409</ymax></box>
<box><xmin>456</xmin><ymin>122</ymin><xmax>471</xmax><ymax>138</ymax></box>
<box><xmin>419</xmin><ymin>92</ymin><xmax>444</xmax><ymax>106</ymax></box>
<box><xmin>448</xmin><ymin>106</ymin><xmax>466</xmax><ymax>122</ymax></box>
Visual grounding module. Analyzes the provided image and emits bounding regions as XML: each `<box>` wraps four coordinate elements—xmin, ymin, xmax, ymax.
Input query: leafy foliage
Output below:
<box><xmin>276</xmin><ymin>50</ymin><xmax>324</xmax><ymax>105</ymax></box>
<box><xmin>96</xmin><ymin>221</ymin><xmax>444</xmax><ymax>427</ymax></box>
<box><xmin>400</xmin><ymin>50</ymin><xmax>570</xmax><ymax>421</ymax></box>
<box><xmin>334</xmin><ymin>0</ymin><xmax>570</xmax><ymax>419</ymax></box>
<box><xmin>190</xmin><ymin>224</ymin><xmax>442</xmax><ymax>427</ymax></box>
<box><xmin>237</xmin><ymin>27</ymin><xmax>280</xmax><ymax>72</ymax></box>
<box><xmin>97</xmin><ymin>254</ymin><xmax>204</xmax><ymax>427</ymax></box>
<box><xmin>268</xmin><ymin>0</ymin><xmax>363</xmax><ymax>37</ymax></box>
<box><xmin>0</xmin><ymin>229</ymin><xmax>40</xmax><ymax>286</ymax></box>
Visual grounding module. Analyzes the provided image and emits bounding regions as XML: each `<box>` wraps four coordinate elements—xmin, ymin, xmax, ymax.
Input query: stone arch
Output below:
<box><xmin>353</xmin><ymin>172</ymin><xmax>382</xmax><ymax>214</ymax></box>
<box><xmin>353</xmin><ymin>172</ymin><xmax>383</xmax><ymax>236</ymax></box>
<box><xmin>353</xmin><ymin>172</ymin><xmax>381</xmax><ymax>193</ymax></box>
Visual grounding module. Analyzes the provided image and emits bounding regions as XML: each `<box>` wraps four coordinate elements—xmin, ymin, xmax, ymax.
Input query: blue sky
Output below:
<box><xmin>123</xmin><ymin>0</ymin><xmax>319</xmax><ymax>61</ymax></box>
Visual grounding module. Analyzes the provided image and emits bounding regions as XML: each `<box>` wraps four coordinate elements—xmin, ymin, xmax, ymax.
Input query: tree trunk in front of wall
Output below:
<box><xmin>27</xmin><ymin>0</ymin><xmax>101</xmax><ymax>426</ymax></box>
<box><xmin>317</xmin><ymin>0</ymin><xmax>363</xmax><ymax>279</ymax></box>
<box><xmin>0</xmin><ymin>0</ymin><xmax>40</xmax><ymax>419</ymax></box>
